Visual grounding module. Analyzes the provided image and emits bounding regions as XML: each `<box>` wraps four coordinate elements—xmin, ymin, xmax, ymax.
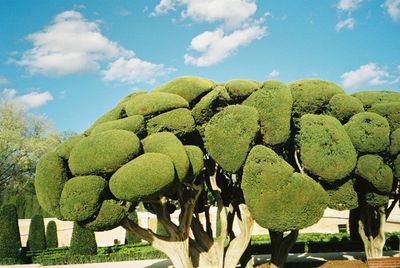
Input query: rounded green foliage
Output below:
<box><xmin>243</xmin><ymin>80</ymin><xmax>292</xmax><ymax>145</ymax></box>
<box><xmin>394</xmin><ymin>154</ymin><xmax>400</xmax><ymax>178</ymax></box>
<box><xmin>369</xmin><ymin>102</ymin><xmax>400</xmax><ymax>132</ymax></box>
<box><xmin>153</xmin><ymin>76</ymin><xmax>215</xmax><ymax>105</ymax></box>
<box><xmin>70</xmin><ymin>222</ymin><xmax>97</xmax><ymax>255</ymax></box>
<box><xmin>184</xmin><ymin>145</ymin><xmax>204</xmax><ymax>182</ymax></box>
<box><xmin>327</xmin><ymin>94</ymin><xmax>364</xmax><ymax>122</ymax></box>
<box><xmin>85</xmin><ymin>106</ymin><xmax>125</xmax><ymax>135</ymax></box>
<box><xmin>205</xmin><ymin>105</ymin><xmax>260</xmax><ymax>173</ymax></box>
<box><xmin>110</xmin><ymin>153</ymin><xmax>176</xmax><ymax>202</ymax></box>
<box><xmin>365</xmin><ymin>192</ymin><xmax>389</xmax><ymax>208</ymax></box>
<box><xmin>146</xmin><ymin>108</ymin><xmax>196</xmax><ymax>138</ymax></box>
<box><xmin>91</xmin><ymin>115</ymin><xmax>145</xmax><ymax>136</ymax></box>
<box><xmin>298</xmin><ymin>114</ymin><xmax>357</xmax><ymax>183</ymax></box>
<box><xmin>225</xmin><ymin>79</ymin><xmax>261</xmax><ymax>100</ymax></box>
<box><xmin>356</xmin><ymin>155</ymin><xmax>393</xmax><ymax>193</ymax></box>
<box><xmin>82</xmin><ymin>199</ymin><xmax>128</xmax><ymax>231</ymax></box>
<box><xmin>344</xmin><ymin>112</ymin><xmax>390</xmax><ymax>153</ymax></box>
<box><xmin>390</xmin><ymin>128</ymin><xmax>400</xmax><ymax>155</ymax></box>
<box><xmin>125</xmin><ymin>92</ymin><xmax>189</xmax><ymax>117</ymax></box>
<box><xmin>142</xmin><ymin>132</ymin><xmax>189</xmax><ymax>182</ymax></box>
<box><xmin>352</xmin><ymin>91</ymin><xmax>400</xmax><ymax>110</ymax></box>
<box><xmin>117</xmin><ymin>91</ymin><xmax>146</xmax><ymax>108</ymax></box>
<box><xmin>0</xmin><ymin>204</ymin><xmax>21</xmax><ymax>259</ymax></box>
<box><xmin>35</xmin><ymin>152</ymin><xmax>68</xmax><ymax>218</ymax></box>
<box><xmin>289</xmin><ymin>79</ymin><xmax>344</xmax><ymax>119</ymax></box>
<box><xmin>55</xmin><ymin>135</ymin><xmax>85</xmax><ymax>160</ymax></box>
<box><xmin>28</xmin><ymin>214</ymin><xmax>46</xmax><ymax>251</ymax></box>
<box><xmin>326</xmin><ymin>178</ymin><xmax>359</xmax><ymax>211</ymax></box>
<box><xmin>69</xmin><ymin>130</ymin><xmax>141</xmax><ymax>176</ymax></box>
<box><xmin>46</xmin><ymin>220</ymin><xmax>58</xmax><ymax>249</ymax></box>
<box><xmin>60</xmin><ymin>176</ymin><xmax>106</xmax><ymax>221</ymax></box>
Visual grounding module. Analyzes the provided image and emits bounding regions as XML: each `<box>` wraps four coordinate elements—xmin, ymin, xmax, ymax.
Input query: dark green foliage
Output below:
<box><xmin>69</xmin><ymin>222</ymin><xmax>97</xmax><ymax>256</ymax></box>
<box><xmin>85</xmin><ymin>106</ymin><xmax>125</xmax><ymax>135</ymax></box>
<box><xmin>69</xmin><ymin>130</ymin><xmax>141</xmax><ymax>176</ymax></box>
<box><xmin>390</xmin><ymin>128</ymin><xmax>400</xmax><ymax>155</ymax></box>
<box><xmin>91</xmin><ymin>115</ymin><xmax>145</xmax><ymax>136</ymax></box>
<box><xmin>356</xmin><ymin>155</ymin><xmax>393</xmax><ymax>193</ymax></box>
<box><xmin>394</xmin><ymin>154</ymin><xmax>400</xmax><ymax>177</ymax></box>
<box><xmin>327</xmin><ymin>94</ymin><xmax>364</xmax><ymax>122</ymax></box>
<box><xmin>82</xmin><ymin>199</ymin><xmax>128</xmax><ymax>231</ymax></box>
<box><xmin>326</xmin><ymin>178</ymin><xmax>358</xmax><ymax>211</ymax></box>
<box><xmin>125</xmin><ymin>92</ymin><xmax>189</xmax><ymax>117</ymax></box>
<box><xmin>369</xmin><ymin>102</ymin><xmax>400</xmax><ymax>132</ymax></box>
<box><xmin>60</xmin><ymin>176</ymin><xmax>106</xmax><ymax>221</ymax></box>
<box><xmin>109</xmin><ymin>153</ymin><xmax>175</xmax><ymax>202</ymax></box>
<box><xmin>352</xmin><ymin>91</ymin><xmax>400</xmax><ymax>109</ymax></box>
<box><xmin>224</xmin><ymin>79</ymin><xmax>261</xmax><ymax>100</ymax></box>
<box><xmin>0</xmin><ymin>204</ymin><xmax>21</xmax><ymax>259</ymax></box>
<box><xmin>153</xmin><ymin>76</ymin><xmax>215</xmax><ymax>105</ymax></box>
<box><xmin>56</xmin><ymin>135</ymin><xmax>85</xmax><ymax>160</ymax></box>
<box><xmin>289</xmin><ymin>79</ymin><xmax>344</xmax><ymax>119</ymax></box>
<box><xmin>204</xmin><ymin>105</ymin><xmax>260</xmax><ymax>173</ymax></box>
<box><xmin>46</xmin><ymin>221</ymin><xmax>58</xmax><ymax>249</ymax></box>
<box><xmin>345</xmin><ymin>112</ymin><xmax>390</xmax><ymax>153</ymax></box>
<box><xmin>142</xmin><ymin>132</ymin><xmax>189</xmax><ymax>182</ymax></box>
<box><xmin>365</xmin><ymin>192</ymin><xmax>389</xmax><ymax>208</ymax></box>
<box><xmin>242</xmin><ymin>145</ymin><xmax>328</xmax><ymax>232</ymax></box>
<box><xmin>146</xmin><ymin>108</ymin><xmax>196</xmax><ymax>138</ymax></box>
<box><xmin>125</xmin><ymin>211</ymin><xmax>141</xmax><ymax>244</ymax></box>
<box><xmin>297</xmin><ymin>114</ymin><xmax>357</xmax><ymax>183</ymax></box>
<box><xmin>243</xmin><ymin>80</ymin><xmax>292</xmax><ymax>145</ymax></box>
<box><xmin>28</xmin><ymin>214</ymin><xmax>46</xmax><ymax>251</ymax></box>
<box><xmin>35</xmin><ymin>152</ymin><xmax>68</xmax><ymax>218</ymax></box>
<box><xmin>184</xmin><ymin>145</ymin><xmax>204</xmax><ymax>182</ymax></box>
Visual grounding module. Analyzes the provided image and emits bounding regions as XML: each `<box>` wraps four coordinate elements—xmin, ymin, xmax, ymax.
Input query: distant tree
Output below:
<box><xmin>27</xmin><ymin>214</ymin><xmax>46</xmax><ymax>251</ymax></box>
<box><xmin>0</xmin><ymin>204</ymin><xmax>21</xmax><ymax>260</ymax></box>
<box><xmin>46</xmin><ymin>220</ymin><xmax>58</xmax><ymax>248</ymax></box>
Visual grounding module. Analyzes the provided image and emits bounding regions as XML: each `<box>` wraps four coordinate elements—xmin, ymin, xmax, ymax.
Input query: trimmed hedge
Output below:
<box><xmin>90</xmin><ymin>115</ymin><xmax>145</xmax><ymax>137</ymax></box>
<box><xmin>356</xmin><ymin>155</ymin><xmax>393</xmax><ymax>193</ymax></box>
<box><xmin>0</xmin><ymin>204</ymin><xmax>21</xmax><ymax>259</ymax></box>
<box><xmin>46</xmin><ymin>221</ymin><xmax>58</xmax><ymax>249</ymax></box>
<box><xmin>28</xmin><ymin>214</ymin><xmax>46</xmax><ymax>252</ymax></box>
<box><xmin>225</xmin><ymin>79</ymin><xmax>261</xmax><ymax>100</ymax></box>
<box><xmin>325</xmin><ymin>178</ymin><xmax>358</xmax><ymax>211</ymax></box>
<box><xmin>70</xmin><ymin>222</ymin><xmax>97</xmax><ymax>256</ymax></box>
<box><xmin>327</xmin><ymin>94</ymin><xmax>364</xmax><ymax>122</ymax></box>
<box><xmin>352</xmin><ymin>90</ymin><xmax>400</xmax><ymax>109</ymax></box>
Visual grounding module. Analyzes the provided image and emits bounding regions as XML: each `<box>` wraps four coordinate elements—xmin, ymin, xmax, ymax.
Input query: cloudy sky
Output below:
<box><xmin>0</xmin><ymin>0</ymin><xmax>399</xmax><ymax>132</ymax></box>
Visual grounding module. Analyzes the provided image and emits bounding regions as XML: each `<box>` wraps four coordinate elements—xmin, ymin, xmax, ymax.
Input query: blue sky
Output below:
<box><xmin>0</xmin><ymin>0</ymin><xmax>399</xmax><ymax>133</ymax></box>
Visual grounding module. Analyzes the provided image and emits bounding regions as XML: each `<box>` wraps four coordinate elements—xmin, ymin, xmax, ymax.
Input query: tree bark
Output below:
<box><xmin>269</xmin><ymin>230</ymin><xmax>299</xmax><ymax>268</ymax></box>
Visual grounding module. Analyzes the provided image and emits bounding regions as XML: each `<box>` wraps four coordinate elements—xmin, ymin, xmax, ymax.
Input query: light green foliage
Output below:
<box><xmin>204</xmin><ymin>105</ymin><xmax>260</xmax><ymax>173</ymax></box>
<box><xmin>142</xmin><ymin>132</ymin><xmax>189</xmax><ymax>182</ymax></box>
<box><xmin>46</xmin><ymin>220</ymin><xmax>58</xmax><ymax>249</ymax></box>
<box><xmin>0</xmin><ymin>204</ymin><xmax>21</xmax><ymax>259</ymax></box>
<box><xmin>56</xmin><ymin>135</ymin><xmax>85</xmax><ymax>160</ymax></box>
<box><xmin>369</xmin><ymin>102</ymin><xmax>400</xmax><ymax>132</ymax></box>
<box><xmin>82</xmin><ymin>199</ymin><xmax>128</xmax><ymax>231</ymax></box>
<box><xmin>242</xmin><ymin>145</ymin><xmax>328</xmax><ymax>232</ymax></box>
<box><xmin>365</xmin><ymin>192</ymin><xmax>389</xmax><ymax>208</ymax></box>
<box><xmin>326</xmin><ymin>178</ymin><xmax>358</xmax><ymax>211</ymax></box>
<box><xmin>394</xmin><ymin>155</ymin><xmax>400</xmax><ymax>177</ymax></box>
<box><xmin>352</xmin><ymin>91</ymin><xmax>400</xmax><ymax>109</ymax></box>
<box><xmin>117</xmin><ymin>91</ymin><xmax>146</xmax><ymax>108</ymax></box>
<box><xmin>356</xmin><ymin>155</ymin><xmax>393</xmax><ymax>193</ymax></box>
<box><xmin>146</xmin><ymin>108</ymin><xmax>196</xmax><ymax>138</ymax></box>
<box><xmin>224</xmin><ymin>79</ymin><xmax>261</xmax><ymax>100</ymax></box>
<box><xmin>297</xmin><ymin>114</ymin><xmax>357</xmax><ymax>183</ymax></box>
<box><xmin>125</xmin><ymin>92</ymin><xmax>189</xmax><ymax>117</ymax></box>
<box><xmin>153</xmin><ymin>76</ymin><xmax>215</xmax><ymax>105</ymax></box>
<box><xmin>35</xmin><ymin>152</ymin><xmax>68</xmax><ymax>218</ymax></box>
<box><xmin>60</xmin><ymin>176</ymin><xmax>106</xmax><ymax>221</ymax></box>
<box><xmin>390</xmin><ymin>128</ymin><xmax>400</xmax><ymax>155</ymax></box>
<box><xmin>70</xmin><ymin>222</ymin><xmax>97</xmax><ymax>255</ymax></box>
<box><xmin>243</xmin><ymin>80</ymin><xmax>292</xmax><ymax>145</ymax></box>
<box><xmin>109</xmin><ymin>153</ymin><xmax>176</xmax><ymax>202</ymax></box>
<box><xmin>69</xmin><ymin>130</ymin><xmax>141</xmax><ymax>175</ymax></box>
<box><xmin>85</xmin><ymin>106</ymin><xmax>125</xmax><ymax>135</ymax></box>
<box><xmin>28</xmin><ymin>214</ymin><xmax>46</xmax><ymax>251</ymax></box>
<box><xmin>91</xmin><ymin>115</ymin><xmax>145</xmax><ymax>136</ymax></box>
<box><xmin>327</xmin><ymin>94</ymin><xmax>364</xmax><ymax>122</ymax></box>
<box><xmin>184</xmin><ymin>145</ymin><xmax>204</xmax><ymax>182</ymax></box>
<box><xmin>344</xmin><ymin>112</ymin><xmax>390</xmax><ymax>153</ymax></box>
<box><xmin>289</xmin><ymin>79</ymin><xmax>344</xmax><ymax>119</ymax></box>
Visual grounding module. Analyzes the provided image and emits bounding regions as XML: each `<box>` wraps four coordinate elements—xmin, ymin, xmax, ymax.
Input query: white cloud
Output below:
<box><xmin>382</xmin><ymin>0</ymin><xmax>400</xmax><ymax>22</ymax></box>
<box><xmin>102</xmin><ymin>57</ymin><xmax>174</xmax><ymax>84</ymax></box>
<box><xmin>1</xmin><ymin>88</ymin><xmax>53</xmax><ymax>108</ymax></box>
<box><xmin>269</xmin><ymin>69</ymin><xmax>280</xmax><ymax>78</ymax></box>
<box><xmin>0</xmin><ymin>76</ymin><xmax>8</xmax><ymax>84</ymax></box>
<box><xmin>151</xmin><ymin>0</ymin><xmax>177</xmax><ymax>16</ymax></box>
<box><xmin>337</xmin><ymin>0</ymin><xmax>363</xmax><ymax>11</ymax></box>
<box><xmin>335</xmin><ymin>17</ymin><xmax>355</xmax><ymax>31</ymax></box>
<box><xmin>184</xmin><ymin>24</ymin><xmax>266</xmax><ymax>67</ymax></box>
<box><xmin>341</xmin><ymin>63</ymin><xmax>391</xmax><ymax>88</ymax></box>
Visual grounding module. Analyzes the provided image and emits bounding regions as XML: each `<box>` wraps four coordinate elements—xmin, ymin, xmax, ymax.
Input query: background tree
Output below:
<box><xmin>27</xmin><ymin>214</ymin><xmax>46</xmax><ymax>252</ymax></box>
<box><xmin>0</xmin><ymin>204</ymin><xmax>21</xmax><ymax>261</ymax></box>
<box><xmin>46</xmin><ymin>220</ymin><xmax>58</xmax><ymax>248</ymax></box>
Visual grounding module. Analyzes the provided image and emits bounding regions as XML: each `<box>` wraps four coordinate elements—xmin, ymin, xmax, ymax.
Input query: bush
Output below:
<box><xmin>46</xmin><ymin>221</ymin><xmax>58</xmax><ymax>249</ymax></box>
<box><xmin>0</xmin><ymin>204</ymin><xmax>21</xmax><ymax>259</ymax></box>
<box><xmin>28</xmin><ymin>214</ymin><xmax>46</xmax><ymax>252</ymax></box>
<box><xmin>69</xmin><ymin>222</ymin><xmax>97</xmax><ymax>255</ymax></box>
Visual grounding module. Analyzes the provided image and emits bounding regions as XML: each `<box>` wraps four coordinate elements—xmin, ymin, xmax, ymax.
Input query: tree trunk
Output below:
<box><xmin>349</xmin><ymin>207</ymin><xmax>361</xmax><ymax>241</ymax></box>
<box><xmin>269</xmin><ymin>230</ymin><xmax>299</xmax><ymax>268</ymax></box>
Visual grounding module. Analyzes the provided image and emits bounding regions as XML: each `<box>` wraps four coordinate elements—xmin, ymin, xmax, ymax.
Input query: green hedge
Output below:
<box><xmin>0</xmin><ymin>204</ymin><xmax>21</xmax><ymax>259</ymax></box>
<box><xmin>27</xmin><ymin>214</ymin><xmax>46</xmax><ymax>252</ymax></box>
<box><xmin>70</xmin><ymin>222</ymin><xmax>97</xmax><ymax>255</ymax></box>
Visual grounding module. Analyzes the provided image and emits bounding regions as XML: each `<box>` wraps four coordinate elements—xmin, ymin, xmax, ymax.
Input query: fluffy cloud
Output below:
<box><xmin>151</xmin><ymin>0</ymin><xmax>177</xmax><ymax>16</ymax></box>
<box><xmin>269</xmin><ymin>69</ymin><xmax>280</xmax><ymax>78</ymax></box>
<box><xmin>341</xmin><ymin>63</ymin><xmax>391</xmax><ymax>89</ymax></box>
<box><xmin>0</xmin><ymin>76</ymin><xmax>8</xmax><ymax>84</ymax></box>
<box><xmin>1</xmin><ymin>88</ymin><xmax>53</xmax><ymax>108</ymax></box>
<box><xmin>335</xmin><ymin>18</ymin><xmax>355</xmax><ymax>31</ymax></box>
<box><xmin>337</xmin><ymin>0</ymin><xmax>363</xmax><ymax>11</ymax></box>
<box><xmin>184</xmin><ymin>24</ymin><xmax>266</xmax><ymax>67</ymax></box>
<box><xmin>382</xmin><ymin>0</ymin><xmax>400</xmax><ymax>22</ymax></box>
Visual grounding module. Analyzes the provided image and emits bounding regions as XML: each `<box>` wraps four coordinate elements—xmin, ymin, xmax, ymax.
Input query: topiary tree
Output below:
<box><xmin>27</xmin><ymin>214</ymin><xmax>46</xmax><ymax>252</ymax></box>
<box><xmin>46</xmin><ymin>220</ymin><xmax>58</xmax><ymax>248</ymax></box>
<box><xmin>69</xmin><ymin>222</ymin><xmax>97</xmax><ymax>255</ymax></box>
<box><xmin>0</xmin><ymin>204</ymin><xmax>21</xmax><ymax>260</ymax></box>
<box><xmin>35</xmin><ymin>76</ymin><xmax>399</xmax><ymax>267</ymax></box>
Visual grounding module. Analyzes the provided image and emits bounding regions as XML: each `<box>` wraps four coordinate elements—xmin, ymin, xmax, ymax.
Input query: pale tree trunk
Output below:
<box><xmin>269</xmin><ymin>230</ymin><xmax>299</xmax><ymax>268</ymax></box>
<box><xmin>358</xmin><ymin>206</ymin><xmax>386</xmax><ymax>259</ymax></box>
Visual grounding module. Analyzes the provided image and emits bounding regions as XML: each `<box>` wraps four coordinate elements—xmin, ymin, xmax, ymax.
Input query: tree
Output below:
<box><xmin>0</xmin><ymin>204</ymin><xmax>21</xmax><ymax>260</ymax></box>
<box><xmin>35</xmin><ymin>77</ymin><xmax>399</xmax><ymax>268</ymax></box>
<box><xmin>27</xmin><ymin>214</ymin><xmax>46</xmax><ymax>251</ymax></box>
<box><xmin>46</xmin><ymin>220</ymin><xmax>58</xmax><ymax>248</ymax></box>
<box><xmin>69</xmin><ymin>222</ymin><xmax>97</xmax><ymax>255</ymax></box>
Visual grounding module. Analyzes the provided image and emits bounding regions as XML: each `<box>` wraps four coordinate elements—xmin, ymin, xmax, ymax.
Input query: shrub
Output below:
<box><xmin>55</xmin><ymin>135</ymin><xmax>85</xmax><ymax>160</ymax></box>
<box><xmin>352</xmin><ymin>90</ymin><xmax>400</xmax><ymax>109</ymax></box>
<box><xmin>327</xmin><ymin>94</ymin><xmax>364</xmax><ymax>122</ymax></box>
<box><xmin>69</xmin><ymin>222</ymin><xmax>97</xmax><ymax>256</ymax></box>
<box><xmin>46</xmin><ymin>221</ymin><xmax>58</xmax><ymax>249</ymax></box>
<box><xmin>224</xmin><ymin>79</ymin><xmax>261</xmax><ymax>100</ymax></box>
<box><xmin>356</xmin><ymin>155</ymin><xmax>393</xmax><ymax>193</ymax></box>
<box><xmin>325</xmin><ymin>178</ymin><xmax>358</xmax><ymax>211</ymax></box>
<box><xmin>90</xmin><ymin>115</ymin><xmax>145</xmax><ymax>137</ymax></box>
<box><xmin>0</xmin><ymin>204</ymin><xmax>21</xmax><ymax>259</ymax></box>
<box><xmin>28</xmin><ymin>214</ymin><xmax>46</xmax><ymax>252</ymax></box>
<box><xmin>370</xmin><ymin>102</ymin><xmax>400</xmax><ymax>132</ymax></box>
